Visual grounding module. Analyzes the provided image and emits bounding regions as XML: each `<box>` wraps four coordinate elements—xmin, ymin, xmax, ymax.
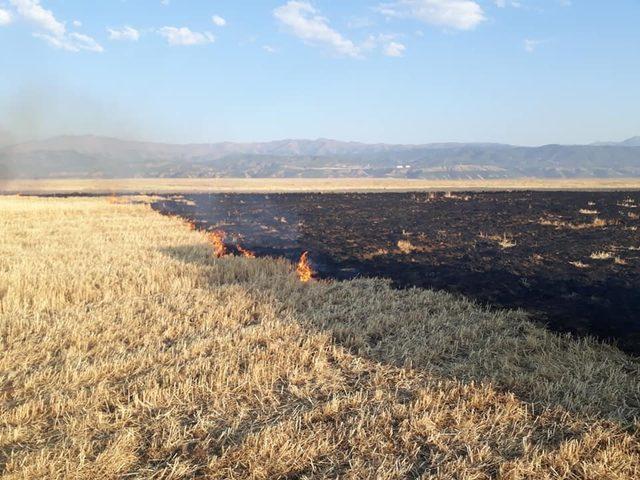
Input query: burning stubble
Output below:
<box><xmin>204</xmin><ymin>227</ymin><xmax>259</xmax><ymax>260</ymax></box>
<box><xmin>236</xmin><ymin>244</ymin><xmax>256</xmax><ymax>258</ymax></box>
<box><xmin>208</xmin><ymin>230</ymin><xmax>228</xmax><ymax>258</ymax></box>
<box><xmin>296</xmin><ymin>251</ymin><xmax>313</xmax><ymax>282</ymax></box>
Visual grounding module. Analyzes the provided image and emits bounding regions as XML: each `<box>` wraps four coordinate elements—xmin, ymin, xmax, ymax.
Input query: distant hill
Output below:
<box><xmin>619</xmin><ymin>136</ymin><xmax>640</xmax><ymax>147</ymax></box>
<box><xmin>591</xmin><ymin>136</ymin><xmax>640</xmax><ymax>147</ymax></box>
<box><xmin>1</xmin><ymin>135</ymin><xmax>639</xmax><ymax>179</ymax></box>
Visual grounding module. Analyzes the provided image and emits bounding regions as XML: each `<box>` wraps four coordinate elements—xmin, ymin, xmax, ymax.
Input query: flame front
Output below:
<box><xmin>237</xmin><ymin>245</ymin><xmax>256</xmax><ymax>258</ymax></box>
<box><xmin>296</xmin><ymin>251</ymin><xmax>313</xmax><ymax>282</ymax></box>
<box><xmin>208</xmin><ymin>230</ymin><xmax>227</xmax><ymax>258</ymax></box>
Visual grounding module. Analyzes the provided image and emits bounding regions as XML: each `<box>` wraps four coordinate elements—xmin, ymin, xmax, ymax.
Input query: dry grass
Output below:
<box><xmin>539</xmin><ymin>216</ymin><xmax>613</xmax><ymax>230</ymax></box>
<box><xmin>397</xmin><ymin>239</ymin><xmax>418</xmax><ymax>254</ymax></box>
<box><xmin>590</xmin><ymin>251</ymin><xmax>614</xmax><ymax>260</ymax></box>
<box><xmin>618</xmin><ymin>198</ymin><xmax>638</xmax><ymax>208</ymax></box>
<box><xmin>569</xmin><ymin>260</ymin><xmax>590</xmax><ymax>269</ymax></box>
<box><xmin>1</xmin><ymin>196</ymin><xmax>639</xmax><ymax>479</ymax></box>
<box><xmin>481</xmin><ymin>233</ymin><xmax>517</xmax><ymax>249</ymax></box>
<box><xmin>442</xmin><ymin>192</ymin><xmax>471</xmax><ymax>200</ymax></box>
<box><xmin>3</xmin><ymin>177</ymin><xmax>640</xmax><ymax>194</ymax></box>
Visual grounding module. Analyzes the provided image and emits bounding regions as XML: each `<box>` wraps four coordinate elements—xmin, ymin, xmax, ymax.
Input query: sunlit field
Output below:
<box><xmin>2</xmin><ymin>177</ymin><xmax>640</xmax><ymax>194</ymax></box>
<box><xmin>1</xmin><ymin>196</ymin><xmax>639</xmax><ymax>479</ymax></box>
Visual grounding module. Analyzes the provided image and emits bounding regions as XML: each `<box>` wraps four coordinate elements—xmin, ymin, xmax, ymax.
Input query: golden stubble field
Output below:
<box><xmin>0</xmin><ymin>196</ymin><xmax>639</xmax><ymax>479</ymax></box>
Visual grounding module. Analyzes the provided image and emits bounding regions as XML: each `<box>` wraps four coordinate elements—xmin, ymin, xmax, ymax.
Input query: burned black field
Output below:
<box><xmin>152</xmin><ymin>191</ymin><xmax>640</xmax><ymax>354</ymax></box>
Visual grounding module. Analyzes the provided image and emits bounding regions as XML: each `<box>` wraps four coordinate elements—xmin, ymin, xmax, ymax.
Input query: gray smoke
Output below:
<box><xmin>0</xmin><ymin>80</ymin><xmax>154</xmax><ymax>187</ymax></box>
<box><xmin>0</xmin><ymin>81</ymin><xmax>148</xmax><ymax>144</ymax></box>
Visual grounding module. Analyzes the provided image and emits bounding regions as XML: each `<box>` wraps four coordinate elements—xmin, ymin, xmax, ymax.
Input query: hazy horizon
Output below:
<box><xmin>1</xmin><ymin>131</ymin><xmax>639</xmax><ymax>148</ymax></box>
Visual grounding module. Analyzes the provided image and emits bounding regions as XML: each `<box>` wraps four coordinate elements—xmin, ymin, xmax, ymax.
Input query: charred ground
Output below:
<box><xmin>152</xmin><ymin>191</ymin><xmax>640</xmax><ymax>354</ymax></box>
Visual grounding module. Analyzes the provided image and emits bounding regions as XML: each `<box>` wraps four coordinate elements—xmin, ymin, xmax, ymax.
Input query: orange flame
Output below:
<box><xmin>208</xmin><ymin>230</ymin><xmax>227</xmax><ymax>258</ymax></box>
<box><xmin>296</xmin><ymin>251</ymin><xmax>313</xmax><ymax>282</ymax></box>
<box><xmin>237</xmin><ymin>245</ymin><xmax>256</xmax><ymax>258</ymax></box>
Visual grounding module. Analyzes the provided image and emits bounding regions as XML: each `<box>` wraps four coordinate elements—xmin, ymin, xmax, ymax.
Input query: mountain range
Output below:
<box><xmin>1</xmin><ymin>135</ymin><xmax>639</xmax><ymax>179</ymax></box>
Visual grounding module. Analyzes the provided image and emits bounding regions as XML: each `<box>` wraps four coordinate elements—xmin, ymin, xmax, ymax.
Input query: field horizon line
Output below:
<box><xmin>3</xmin><ymin>177</ymin><xmax>640</xmax><ymax>194</ymax></box>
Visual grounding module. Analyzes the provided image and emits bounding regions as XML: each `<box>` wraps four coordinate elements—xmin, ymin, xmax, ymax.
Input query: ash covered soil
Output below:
<box><xmin>152</xmin><ymin>191</ymin><xmax>640</xmax><ymax>354</ymax></box>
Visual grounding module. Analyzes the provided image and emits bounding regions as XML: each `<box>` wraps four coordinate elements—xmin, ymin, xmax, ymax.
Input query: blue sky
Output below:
<box><xmin>0</xmin><ymin>0</ymin><xmax>639</xmax><ymax>145</ymax></box>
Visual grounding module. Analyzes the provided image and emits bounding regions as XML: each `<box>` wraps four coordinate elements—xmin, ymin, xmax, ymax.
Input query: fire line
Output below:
<box><xmin>237</xmin><ymin>245</ymin><xmax>256</xmax><ymax>258</ymax></box>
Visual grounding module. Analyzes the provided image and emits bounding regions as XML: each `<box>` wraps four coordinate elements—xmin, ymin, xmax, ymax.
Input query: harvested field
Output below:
<box><xmin>153</xmin><ymin>191</ymin><xmax>640</xmax><ymax>354</ymax></box>
<box><xmin>3</xmin><ymin>177</ymin><xmax>640</xmax><ymax>195</ymax></box>
<box><xmin>1</xmin><ymin>196</ymin><xmax>639</xmax><ymax>478</ymax></box>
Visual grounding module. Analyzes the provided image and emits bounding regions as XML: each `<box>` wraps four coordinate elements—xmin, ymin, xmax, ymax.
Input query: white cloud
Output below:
<box><xmin>36</xmin><ymin>31</ymin><xmax>104</xmax><ymax>53</ymax></box>
<box><xmin>10</xmin><ymin>1</ymin><xmax>103</xmax><ymax>53</ymax></box>
<box><xmin>108</xmin><ymin>26</ymin><xmax>140</xmax><ymax>41</ymax></box>
<box><xmin>72</xmin><ymin>20</ymin><xmax>82</xmax><ymax>27</ymax></box>
<box><xmin>68</xmin><ymin>32</ymin><xmax>103</xmax><ymax>52</ymax></box>
<box><xmin>70</xmin><ymin>32</ymin><xmax>103</xmax><ymax>52</ymax></box>
<box><xmin>10</xmin><ymin>0</ymin><xmax>65</xmax><ymax>36</ymax></box>
<box><xmin>524</xmin><ymin>38</ymin><xmax>542</xmax><ymax>52</ymax></box>
<box><xmin>34</xmin><ymin>31</ymin><xmax>104</xmax><ymax>52</ymax></box>
<box><xmin>377</xmin><ymin>0</ymin><xmax>485</xmax><ymax>30</ymax></box>
<box><xmin>360</xmin><ymin>33</ymin><xmax>405</xmax><ymax>58</ymax></box>
<box><xmin>494</xmin><ymin>0</ymin><xmax>522</xmax><ymax>7</ymax></box>
<box><xmin>158</xmin><ymin>26</ymin><xmax>215</xmax><ymax>46</ymax></box>
<box><xmin>0</xmin><ymin>9</ymin><xmax>13</xmax><ymax>25</ymax></box>
<box><xmin>212</xmin><ymin>15</ymin><xmax>226</xmax><ymax>27</ymax></box>
<box><xmin>274</xmin><ymin>1</ymin><xmax>360</xmax><ymax>57</ymax></box>
<box><xmin>263</xmin><ymin>45</ymin><xmax>277</xmax><ymax>53</ymax></box>
<box><xmin>384</xmin><ymin>41</ymin><xmax>406</xmax><ymax>57</ymax></box>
